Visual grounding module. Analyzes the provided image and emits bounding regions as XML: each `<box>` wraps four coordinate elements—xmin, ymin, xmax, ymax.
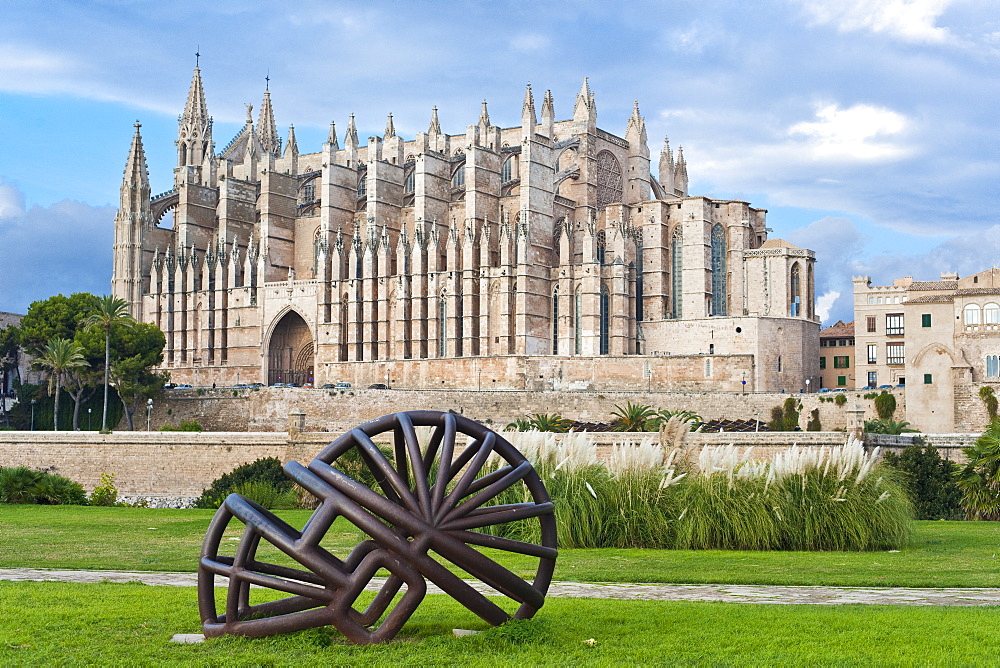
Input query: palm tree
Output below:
<box><xmin>955</xmin><ymin>418</ymin><xmax>1000</xmax><ymax>520</ymax></box>
<box><xmin>82</xmin><ymin>295</ymin><xmax>134</xmax><ymax>431</ymax></box>
<box><xmin>611</xmin><ymin>402</ymin><xmax>657</xmax><ymax>432</ymax></box>
<box><xmin>32</xmin><ymin>338</ymin><xmax>88</xmax><ymax>430</ymax></box>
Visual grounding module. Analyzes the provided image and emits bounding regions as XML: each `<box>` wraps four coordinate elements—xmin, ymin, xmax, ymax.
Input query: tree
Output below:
<box><xmin>82</xmin><ymin>295</ymin><xmax>134</xmax><ymax>431</ymax></box>
<box><xmin>17</xmin><ymin>293</ymin><xmax>97</xmax><ymax>357</ymax></box>
<box><xmin>109</xmin><ymin>322</ymin><xmax>167</xmax><ymax>430</ymax></box>
<box><xmin>979</xmin><ymin>386</ymin><xmax>998</xmax><ymax>421</ymax></box>
<box><xmin>767</xmin><ymin>397</ymin><xmax>801</xmax><ymax>431</ymax></box>
<box><xmin>611</xmin><ymin>402</ymin><xmax>657</xmax><ymax>432</ymax></box>
<box><xmin>0</xmin><ymin>325</ymin><xmax>20</xmax><ymax>425</ymax></box>
<box><xmin>955</xmin><ymin>419</ymin><xmax>1000</xmax><ymax>520</ymax></box>
<box><xmin>874</xmin><ymin>391</ymin><xmax>897</xmax><ymax>420</ymax></box>
<box><xmin>32</xmin><ymin>338</ymin><xmax>88</xmax><ymax>430</ymax></box>
<box><xmin>864</xmin><ymin>418</ymin><xmax>918</xmax><ymax>435</ymax></box>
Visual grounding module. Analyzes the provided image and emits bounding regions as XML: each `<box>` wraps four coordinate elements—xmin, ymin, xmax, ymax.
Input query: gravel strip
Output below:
<box><xmin>2</xmin><ymin>568</ymin><xmax>998</xmax><ymax>606</ymax></box>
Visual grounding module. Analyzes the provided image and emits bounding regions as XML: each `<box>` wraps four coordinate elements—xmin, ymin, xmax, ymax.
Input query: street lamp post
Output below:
<box><xmin>146</xmin><ymin>398</ymin><xmax>153</xmax><ymax>432</ymax></box>
<box><xmin>87</xmin><ymin>408</ymin><xmax>92</xmax><ymax>431</ymax></box>
<box><xmin>30</xmin><ymin>399</ymin><xmax>36</xmax><ymax>431</ymax></box>
<box><xmin>806</xmin><ymin>377</ymin><xmax>811</xmax><ymax>394</ymax></box>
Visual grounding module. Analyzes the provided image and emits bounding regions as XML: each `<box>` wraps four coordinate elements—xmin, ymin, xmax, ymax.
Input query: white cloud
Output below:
<box><xmin>510</xmin><ymin>33</ymin><xmax>551</xmax><ymax>53</ymax></box>
<box><xmin>788</xmin><ymin>103</ymin><xmax>911</xmax><ymax>162</ymax></box>
<box><xmin>815</xmin><ymin>290</ymin><xmax>840</xmax><ymax>322</ymax></box>
<box><xmin>0</xmin><ymin>184</ymin><xmax>114</xmax><ymax>313</ymax></box>
<box><xmin>0</xmin><ymin>180</ymin><xmax>25</xmax><ymax>218</ymax></box>
<box><xmin>795</xmin><ymin>0</ymin><xmax>956</xmax><ymax>44</ymax></box>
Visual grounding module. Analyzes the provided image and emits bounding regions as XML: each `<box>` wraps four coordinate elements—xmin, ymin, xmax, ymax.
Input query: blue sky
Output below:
<box><xmin>2</xmin><ymin>0</ymin><xmax>999</xmax><ymax>325</ymax></box>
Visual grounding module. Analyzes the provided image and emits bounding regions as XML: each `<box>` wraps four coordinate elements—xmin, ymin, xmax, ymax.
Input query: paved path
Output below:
<box><xmin>2</xmin><ymin>568</ymin><xmax>998</xmax><ymax>606</ymax></box>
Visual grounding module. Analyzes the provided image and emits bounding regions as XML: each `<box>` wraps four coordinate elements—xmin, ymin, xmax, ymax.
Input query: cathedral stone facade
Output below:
<box><xmin>112</xmin><ymin>67</ymin><xmax>820</xmax><ymax>392</ymax></box>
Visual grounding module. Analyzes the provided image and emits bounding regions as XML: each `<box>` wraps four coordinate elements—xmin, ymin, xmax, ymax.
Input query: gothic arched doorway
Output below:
<box><xmin>267</xmin><ymin>311</ymin><xmax>314</xmax><ymax>385</ymax></box>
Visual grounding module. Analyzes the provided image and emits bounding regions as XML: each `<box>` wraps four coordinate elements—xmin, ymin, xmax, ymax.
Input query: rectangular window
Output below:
<box><xmin>819</xmin><ymin>356</ymin><xmax>826</xmax><ymax>370</ymax></box>
<box><xmin>867</xmin><ymin>344</ymin><xmax>877</xmax><ymax>364</ymax></box>
<box><xmin>838</xmin><ymin>340</ymin><xmax>846</xmax><ymax>346</ymax></box>
<box><xmin>834</xmin><ymin>356</ymin><xmax>850</xmax><ymax>369</ymax></box>
<box><xmin>886</xmin><ymin>314</ymin><xmax>904</xmax><ymax>336</ymax></box>
<box><xmin>898</xmin><ymin>377</ymin><xmax>905</xmax><ymax>386</ymax></box>
<box><xmin>820</xmin><ymin>340</ymin><xmax>827</xmax><ymax>347</ymax></box>
<box><xmin>866</xmin><ymin>316</ymin><xmax>876</xmax><ymax>333</ymax></box>
<box><xmin>837</xmin><ymin>375</ymin><xmax>847</xmax><ymax>387</ymax></box>
<box><xmin>922</xmin><ymin>313</ymin><xmax>932</xmax><ymax>328</ymax></box>
<box><xmin>886</xmin><ymin>343</ymin><xmax>905</xmax><ymax>365</ymax></box>
<box><xmin>924</xmin><ymin>373</ymin><xmax>933</xmax><ymax>384</ymax></box>
<box><xmin>987</xmin><ymin>355</ymin><xmax>1000</xmax><ymax>378</ymax></box>
<box><xmin>868</xmin><ymin>371</ymin><xmax>878</xmax><ymax>387</ymax></box>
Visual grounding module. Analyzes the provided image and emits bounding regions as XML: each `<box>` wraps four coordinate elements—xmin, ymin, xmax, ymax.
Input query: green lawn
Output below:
<box><xmin>1</xmin><ymin>505</ymin><xmax>998</xmax><ymax>587</ymax></box>
<box><xmin>1</xmin><ymin>581</ymin><xmax>998</xmax><ymax>666</ymax></box>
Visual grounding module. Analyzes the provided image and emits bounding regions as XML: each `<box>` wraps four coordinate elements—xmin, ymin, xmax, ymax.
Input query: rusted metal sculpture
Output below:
<box><xmin>198</xmin><ymin>410</ymin><xmax>557</xmax><ymax>644</ymax></box>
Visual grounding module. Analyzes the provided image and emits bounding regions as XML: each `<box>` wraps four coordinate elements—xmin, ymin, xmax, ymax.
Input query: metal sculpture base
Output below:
<box><xmin>198</xmin><ymin>410</ymin><xmax>557</xmax><ymax>644</ymax></box>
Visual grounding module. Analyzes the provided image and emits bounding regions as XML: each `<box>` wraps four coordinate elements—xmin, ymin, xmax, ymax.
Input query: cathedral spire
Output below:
<box><xmin>177</xmin><ymin>62</ymin><xmax>213</xmax><ymax>173</ymax></box>
<box><xmin>573</xmin><ymin>77</ymin><xmax>597</xmax><ymax>127</ymax></box>
<box><xmin>521</xmin><ymin>84</ymin><xmax>536</xmax><ymax>135</ymax></box>
<box><xmin>257</xmin><ymin>85</ymin><xmax>280</xmax><ymax>156</ymax></box>
<box><xmin>478</xmin><ymin>99</ymin><xmax>490</xmax><ymax>128</ymax></box>
<box><xmin>327</xmin><ymin>120</ymin><xmax>339</xmax><ymax>150</ymax></box>
<box><xmin>345</xmin><ymin>113</ymin><xmax>359</xmax><ymax>149</ymax></box>
<box><xmin>123</xmin><ymin>121</ymin><xmax>151</xmax><ymax>198</ymax></box>
<box><xmin>659</xmin><ymin>136</ymin><xmax>675</xmax><ymax>191</ymax></box>
<box><xmin>384</xmin><ymin>113</ymin><xmax>396</xmax><ymax>140</ymax></box>
<box><xmin>428</xmin><ymin>106</ymin><xmax>441</xmax><ymax>135</ymax></box>
<box><xmin>541</xmin><ymin>89</ymin><xmax>555</xmax><ymax>139</ymax></box>
<box><xmin>284</xmin><ymin>124</ymin><xmax>298</xmax><ymax>158</ymax></box>
<box><xmin>674</xmin><ymin>146</ymin><xmax>688</xmax><ymax>196</ymax></box>
<box><xmin>625</xmin><ymin>99</ymin><xmax>647</xmax><ymax>146</ymax></box>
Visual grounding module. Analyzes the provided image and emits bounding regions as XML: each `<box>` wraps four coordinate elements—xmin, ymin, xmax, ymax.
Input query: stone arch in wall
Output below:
<box><xmin>266</xmin><ymin>309</ymin><xmax>314</xmax><ymax>385</ymax></box>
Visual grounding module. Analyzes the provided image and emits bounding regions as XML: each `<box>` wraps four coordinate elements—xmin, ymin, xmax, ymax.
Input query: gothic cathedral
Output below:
<box><xmin>112</xmin><ymin>66</ymin><xmax>819</xmax><ymax>391</ymax></box>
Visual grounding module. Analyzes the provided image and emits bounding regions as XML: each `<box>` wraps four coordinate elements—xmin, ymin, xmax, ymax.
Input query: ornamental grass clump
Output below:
<box><xmin>490</xmin><ymin>428</ymin><xmax>912</xmax><ymax>551</ymax></box>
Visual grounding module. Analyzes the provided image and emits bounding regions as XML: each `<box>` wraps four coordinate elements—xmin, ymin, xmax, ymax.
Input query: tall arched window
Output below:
<box><xmin>710</xmin><ymin>224</ymin><xmax>726</xmax><ymax>316</ymax></box>
<box><xmin>574</xmin><ymin>287</ymin><xmax>582</xmax><ymax>355</ymax></box>
<box><xmin>357</xmin><ymin>174</ymin><xmax>367</xmax><ymax>198</ymax></box>
<box><xmin>403</xmin><ymin>169</ymin><xmax>415</xmax><ymax>194</ymax></box>
<box><xmin>501</xmin><ymin>157</ymin><xmax>513</xmax><ymax>182</ymax></box>
<box><xmin>452</xmin><ymin>163</ymin><xmax>465</xmax><ymax>188</ymax></box>
<box><xmin>552</xmin><ymin>287</ymin><xmax>559</xmax><ymax>355</ymax></box>
<box><xmin>438</xmin><ymin>293</ymin><xmax>448</xmax><ymax>357</ymax></box>
<box><xmin>599</xmin><ymin>285</ymin><xmax>610</xmax><ymax>355</ymax></box>
<box><xmin>595</xmin><ymin>151</ymin><xmax>623</xmax><ymax>206</ymax></box>
<box><xmin>965</xmin><ymin>304</ymin><xmax>981</xmax><ymax>326</ymax></box>
<box><xmin>790</xmin><ymin>263</ymin><xmax>801</xmax><ymax>317</ymax></box>
<box><xmin>671</xmin><ymin>227</ymin><xmax>683</xmax><ymax>319</ymax></box>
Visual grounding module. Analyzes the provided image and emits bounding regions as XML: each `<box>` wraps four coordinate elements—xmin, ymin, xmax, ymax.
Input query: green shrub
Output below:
<box><xmin>768</xmin><ymin>397</ymin><xmax>801</xmax><ymax>431</ymax></box>
<box><xmin>955</xmin><ymin>419</ymin><xmax>1000</xmax><ymax>520</ymax></box>
<box><xmin>0</xmin><ymin>466</ymin><xmax>43</xmax><ymax>503</ymax></box>
<box><xmin>195</xmin><ymin>457</ymin><xmax>292</xmax><ymax>509</ymax></box>
<box><xmin>229</xmin><ymin>481</ymin><xmax>299</xmax><ymax>510</ymax></box>
<box><xmin>32</xmin><ymin>474</ymin><xmax>87</xmax><ymax>505</ymax></box>
<box><xmin>806</xmin><ymin>408</ymin><xmax>822</xmax><ymax>431</ymax></box>
<box><xmin>834</xmin><ymin>394</ymin><xmax>847</xmax><ymax>406</ymax></box>
<box><xmin>882</xmin><ymin>444</ymin><xmax>963</xmax><ymax>520</ymax></box>
<box><xmin>0</xmin><ymin>466</ymin><xmax>86</xmax><ymax>505</ymax></box>
<box><xmin>980</xmin><ymin>386</ymin><xmax>998</xmax><ymax>420</ymax></box>
<box><xmin>160</xmin><ymin>420</ymin><xmax>203</xmax><ymax>432</ymax></box>
<box><xmin>874</xmin><ymin>391</ymin><xmax>897</xmax><ymax>420</ymax></box>
<box><xmin>88</xmin><ymin>472</ymin><xmax>120</xmax><ymax>507</ymax></box>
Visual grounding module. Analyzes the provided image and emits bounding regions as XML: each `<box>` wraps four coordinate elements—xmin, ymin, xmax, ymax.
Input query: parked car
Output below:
<box><xmin>302</xmin><ymin>383</ymin><xmax>313</xmax><ymax>388</ymax></box>
<box><xmin>334</xmin><ymin>382</ymin><xmax>351</xmax><ymax>389</ymax></box>
<box><xmin>878</xmin><ymin>384</ymin><xmax>893</xmax><ymax>389</ymax></box>
<box><xmin>817</xmin><ymin>388</ymin><xmax>832</xmax><ymax>393</ymax></box>
<box><xmin>862</xmin><ymin>385</ymin><xmax>876</xmax><ymax>390</ymax></box>
<box><xmin>175</xmin><ymin>383</ymin><xmax>193</xmax><ymax>389</ymax></box>
<box><xmin>367</xmin><ymin>383</ymin><xmax>391</xmax><ymax>390</ymax></box>
<box><xmin>833</xmin><ymin>388</ymin><xmax>848</xmax><ymax>392</ymax></box>
<box><xmin>319</xmin><ymin>383</ymin><xmax>336</xmax><ymax>389</ymax></box>
<box><xmin>271</xmin><ymin>382</ymin><xmax>286</xmax><ymax>387</ymax></box>
<box><xmin>163</xmin><ymin>382</ymin><xmax>177</xmax><ymax>389</ymax></box>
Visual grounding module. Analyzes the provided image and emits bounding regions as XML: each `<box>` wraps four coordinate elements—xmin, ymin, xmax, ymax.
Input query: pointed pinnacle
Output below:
<box><xmin>429</xmin><ymin>106</ymin><xmax>441</xmax><ymax>135</ymax></box>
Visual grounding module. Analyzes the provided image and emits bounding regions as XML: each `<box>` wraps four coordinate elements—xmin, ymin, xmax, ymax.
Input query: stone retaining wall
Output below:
<box><xmin>1</xmin><ymin>428</ymin><xmax>856</xmax><ymax>498</ymax></box>
<box><xmin>148</xmin><ymin>387</ymin><xmax>890</xmax><ymax>434</ymax></box>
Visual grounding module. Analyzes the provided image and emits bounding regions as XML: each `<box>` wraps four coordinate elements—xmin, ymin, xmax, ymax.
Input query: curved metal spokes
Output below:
<box><xmin>198</xmin><ymin>410</ymin><xmax>557</xmax><ymax>643</ymax></box>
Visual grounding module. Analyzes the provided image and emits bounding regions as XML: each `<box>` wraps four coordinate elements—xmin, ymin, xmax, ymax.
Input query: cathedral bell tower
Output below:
<box><xmin>175</xmin><ymin>58</ymin><xmax>213</xmax><ymax>187</ymax></box>
<box><xmin>112</xmin><ymin>121</ymin><xmax>153</xmax><ymax>319</ymax></box>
